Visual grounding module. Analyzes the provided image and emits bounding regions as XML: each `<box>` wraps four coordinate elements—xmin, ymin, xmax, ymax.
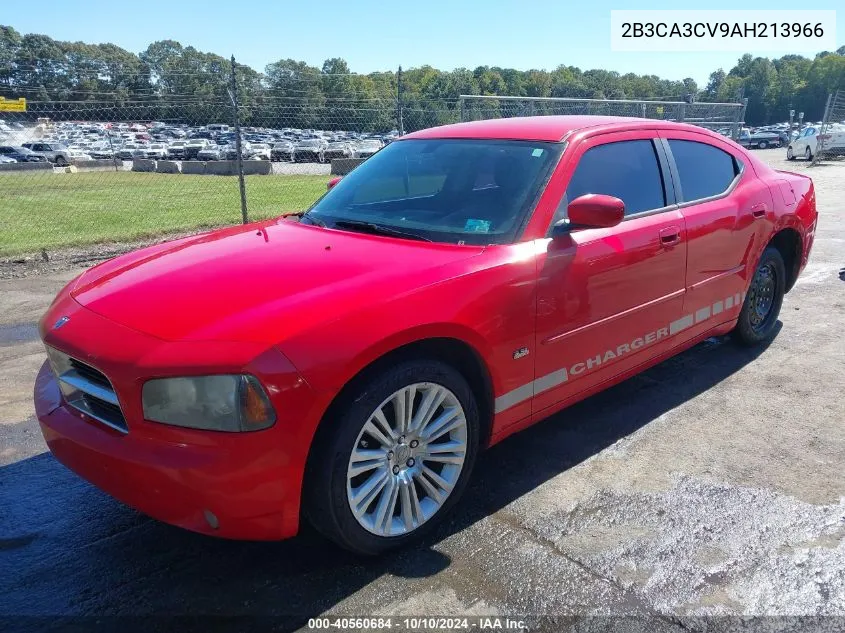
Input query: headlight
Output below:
<box><xmin>142</xmin><ymin>375</ymin><xmax>276</xmax><ymax>432</ymax></box>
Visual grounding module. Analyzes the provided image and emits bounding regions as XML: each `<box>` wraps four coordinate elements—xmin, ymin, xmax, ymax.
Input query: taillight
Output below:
<box><xmin>818</xmin><ymin>135</ymin><xmax>830</xmax><ymax>141</ymax></box>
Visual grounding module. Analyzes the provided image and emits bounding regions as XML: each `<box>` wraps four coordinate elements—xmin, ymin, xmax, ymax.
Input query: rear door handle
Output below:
<box><xmin>751</xmin><ymin>203</ymin><xmax>767</xmax><ymax>219</ymax></box>
<box><xmin>659</xmin><ymin>226</ymin><xmax>681</xmax><ymax>247</ymax></box>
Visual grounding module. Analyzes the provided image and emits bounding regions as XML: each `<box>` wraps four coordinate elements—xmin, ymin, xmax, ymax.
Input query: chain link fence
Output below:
<box><xmin>458</xmin><ymin>95</ymin><xmax>747</xmax><ymax>139</ymax></box>
<box><xmin>811</xmin><ymin>90</ymin><xmax>845</xmax><ymax>166</ymax></box>
<box><xmin>0</xmin><ymin>65</ymin><xmax>745</xmax><ymax>259</ymax></box>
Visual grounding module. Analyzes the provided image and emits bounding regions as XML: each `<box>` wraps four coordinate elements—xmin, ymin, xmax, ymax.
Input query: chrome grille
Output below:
<box><xmin>45</xmin><ymin>347</ymin><xmax>128</xmax><ymax>433</ymax></box>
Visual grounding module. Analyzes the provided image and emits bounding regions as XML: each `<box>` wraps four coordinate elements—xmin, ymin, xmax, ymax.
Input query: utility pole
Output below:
<box><xmin>229</xmin><ymin>55</ymin><xmax>248</xmax><ymax>224</ymax></box>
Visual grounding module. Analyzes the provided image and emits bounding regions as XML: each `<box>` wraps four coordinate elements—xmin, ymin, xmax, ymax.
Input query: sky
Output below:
<box><xmin>2</xmin><ymin>0</ymin><xmax>842</xmax><ymax>86</ymax></box>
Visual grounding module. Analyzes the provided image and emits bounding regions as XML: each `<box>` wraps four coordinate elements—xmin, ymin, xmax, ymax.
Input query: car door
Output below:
<box><xmin>531</xmin><ymin>132</ymin><xmax>687</xmax><ymax>417</ymax></box>
<box><xmin>795</xmin><ymin>127</ymin><xmax>814</xmax><ymax>154</ymax></box>
<box><xmin>658</xmin><ymin>132</ymin><xmax>775</xmax><ymax>344</ymax></box>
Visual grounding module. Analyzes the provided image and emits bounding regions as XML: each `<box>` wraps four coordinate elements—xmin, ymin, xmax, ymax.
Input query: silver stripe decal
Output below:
<box><xmin>494</xmin><ymin>382</ymin><xmax>535</xmax><ymax>414</ymax></box>
<box><xmin>669</xmin><ymin>314</ymin><xmax>694</xmax><ymax>335</ymax></box>
<box><xmin>534</xmin><ymin>367</ymin><xmax>569</xmax><ymax>395</ymax></box>
<box><xmin>494</xmin><ymin>291</ymin><xmax>747</xmax><ymax>415</ymax></box>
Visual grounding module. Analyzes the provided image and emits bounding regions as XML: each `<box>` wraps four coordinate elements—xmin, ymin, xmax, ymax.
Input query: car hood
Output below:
<box><xmin>71</xmin><ymin>220</ymin><xmax>484</xmax><ymax>343</ymax></box>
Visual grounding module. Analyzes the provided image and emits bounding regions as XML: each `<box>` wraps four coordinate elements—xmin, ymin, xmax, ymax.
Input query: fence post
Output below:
<box><xmin>106</xmin><ymin>130</ymin><xmax>118</xmax><ymax>172</ymax></box>
<box><xmin>811</xmin><ymin>92</ymin><xmax>834</xmax><ymax>166</ymax></box>
<box><xmin>459</xmin><ymin>96</ymin><xmax>465</xmax><ymax>122</ymax></box>
<box><xmin>733</xmin><ymin>98</ymin><xmax>748</xmax><ymax>141</ymax></box>
<box><xmin>396</xmin><ymin>65</ymin><xmax>404</xmax><ymax>135</ymax></box>
<box><xmin>229</xmin><ymin>55</ymin><xmax>249</xmax><ymax>224</ymax></box>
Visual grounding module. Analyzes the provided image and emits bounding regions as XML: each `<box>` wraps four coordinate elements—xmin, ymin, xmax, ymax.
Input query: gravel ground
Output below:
<box><xmin>0</xmin><ymin>149</ymin><xmax>842</xmax><ymax>631</ymax></box>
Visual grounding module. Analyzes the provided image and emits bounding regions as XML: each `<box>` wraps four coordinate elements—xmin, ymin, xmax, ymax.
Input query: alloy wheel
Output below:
<box><xmin>346</xmin><ymin>382</ymin><xmax>468</xmax><ymax>537</ymax></box>
<box><xmin>748</xmin><ymin>262</ymin><xmax>777</xmax><ymax>332</ymax></box>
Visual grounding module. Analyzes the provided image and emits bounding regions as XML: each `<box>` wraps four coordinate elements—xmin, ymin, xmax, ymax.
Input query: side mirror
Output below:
<box><xmin>327</xmin><ymin>176</ymin><xmax>342</xmax><ymax>191</ymax></box>
<box><xmin>554</xmin><ymin>194</ymin><xmax>625</xmax><ymax>234</ymax></box>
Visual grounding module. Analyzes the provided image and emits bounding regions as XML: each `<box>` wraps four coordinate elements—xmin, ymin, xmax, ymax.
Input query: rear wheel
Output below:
<box><xmin>758</xmin><ymin>141</ymin><xmax>768</xmax><ymax>149</ymax></box>
<box><xmin>732</xmin><ymin>247</ymin><xmax>785</xmax><ymax>346</ymax></box>
<box><xmin>305</xmin><ymin>359</ymin><xmax>480</xmax><ymax>555</ymax></box>
<box><xmin>787</xmin><ymin>146</ymin><xmax>795</xmax><ymax>160</ymax></box>
<box><xmin>805</xmin><ymin>146</ymin><xmax>813</xmax><ymax>160</ymax></box>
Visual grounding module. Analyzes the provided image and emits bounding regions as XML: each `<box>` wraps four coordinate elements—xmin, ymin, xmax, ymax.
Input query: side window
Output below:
<box><xmin>668</xmin><ymin>140</ymin><xmax>739</xmax><ymax>203</ymax></box>
<box><xmin>553</xmin><ymin>139</ymin><xmax>666</xmax><ymax>224</ymax></box>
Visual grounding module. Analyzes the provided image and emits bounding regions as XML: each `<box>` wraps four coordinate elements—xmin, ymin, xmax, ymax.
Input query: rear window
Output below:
<box><xmin>668</xmin><ymin>140</ymin><xmax>739</xmax><ymax>202</ymax></box>
<box><xmin>563</xmin><ymin>140</ymin><xmax>666</xmax><ymax>217</ymax></box>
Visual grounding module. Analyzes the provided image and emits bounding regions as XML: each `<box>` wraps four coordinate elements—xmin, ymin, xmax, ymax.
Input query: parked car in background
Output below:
<box><xmin>66</xmin><ymin>148</ymin><xmax>92</xmax><ymax>162</ymax></box>
<box><xmin>787</xmin><ymin>125</ymin><xmax>845</xmax><ymax>160</ymax></box>
<box><xmin>167</xmin><ymin>141</ymin><xmax>188</xmax><ymax>159</ymax></box>
<box><xmin>247</xmin><ymin>143</ymin><xmax>271</xmax><ymax>160</ymax></box>
<box><xmin>323</xmin><ymin>141</ymin><xmax>355</xmax><ymax>161</ymax></box>
<box><xmin>185</xmin><ymin>138</ymin><xmax>210</xmax><ymax>159</ymax></box>
<box><xmin>143</xmin><ymin>143</ymin><xmax>168</xmax><ymax>159</ymax></box>
<box><xmin>116</xmin><ymin>145</ymin><xmax>141</xmax><ymax>160</ymax></box>
<box><xmin>0</xmin><ymin>146</ymin><xmax>48</xmax><ymax>162</ymax></box>
<box><xmin>21</xmin><ymin>142</ymin><xmax>73</xmax><ymax>166</ymax></box>
<box><xmin>271</xmin><ymin>141</ymin><xmax>295</xmax><ymax>162</ymax></box>
<box><xmin>294</xmin><ymin>138</ymin><xmax>327</xmax><ymax>163</ymax></box>
<box><xmin>355</xmin><ymin>139</ymin><xmax>383</xmax><ymax>158</ymax></box>
<box><xmin>737</xmin><ymin>129</ymin><xmax>782</xmax><ymax>149</ymax></box>
<box><xmin>196</xmin><ymin>144</ymin><xmax>225</xmax><ymax>161</ymax></box>
<box><xmin>90</xmin><ymin>146</ymin><xmax>116</xmax><ymax>159</ymax></box>
<box><xmin>0</xmin><ymin>154</ymin><xmax>17</xmax><ymax>164</ymax></box>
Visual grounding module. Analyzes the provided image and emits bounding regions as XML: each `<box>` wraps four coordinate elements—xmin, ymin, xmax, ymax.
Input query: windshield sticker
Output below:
<box><xmin>531</xmin><ymin>148</ymin><xmax>544</xmax><ymax>157</ymax></box>
<box><xmin>465</xmin><ymin>219</ymin><xmax>491</xmax><ymax>233</ymax></box>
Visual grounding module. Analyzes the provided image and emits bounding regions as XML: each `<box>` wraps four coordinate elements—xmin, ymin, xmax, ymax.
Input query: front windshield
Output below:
<box><xmin>304</xmin><ymin>138</ymin><xmax>562</xmax><ymax>245</ymax></box>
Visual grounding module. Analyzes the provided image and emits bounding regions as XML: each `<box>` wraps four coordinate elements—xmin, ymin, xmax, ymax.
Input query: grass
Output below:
<box><xmin>0</xmin><ymin>171</ymin><xmax>328</xmax><ymax>256</ymax></box>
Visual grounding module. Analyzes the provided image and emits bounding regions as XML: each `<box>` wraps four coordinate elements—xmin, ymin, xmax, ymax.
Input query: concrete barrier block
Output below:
<box><xmin>70</xmin><ymin>159</ymin><xmax>117</xmax><ymax>169</ymax></box>
<box><xmin>156</xmin><ymin>160</ymin><xmax>182</xmax><ymax>174</ymax></box>
<box><xmin>331</xmin><ymin>158</ymin><xmax>366</xmax><ymax>175</ymax></box>
<box><xmin>181</xmin><ymin>160</ymin><xmax>206</xmax><ymax>175</ymax></box>
<box><xmin>205</xmin><ymin>160</ymin><xmax>236</xmax><ymax>176</ymax></box>
<box><xmin>241</xmin><ymin>160</ymin><xmax>272</xmax><ymax>175</ymax></box>
<box><xmin>132</xmin><ymin>158</ymin><xmax>157</xmax><ymax>172</ymax></box>
<box><xmin>0</xmin><ymin>162</ymin><xmax>53</xmax><ymax>173</ymax></box>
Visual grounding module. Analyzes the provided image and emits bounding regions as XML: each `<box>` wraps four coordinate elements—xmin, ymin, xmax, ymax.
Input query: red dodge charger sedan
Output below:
<box><xmin>35</xmin><ymin>116</ymin><xmax>817</xmax><ymax>554</ymax></box>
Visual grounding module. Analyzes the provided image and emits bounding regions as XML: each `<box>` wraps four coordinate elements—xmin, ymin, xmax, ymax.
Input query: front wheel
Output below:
<box><xmin>758</xmin><ymin>141</ymin><xmax>768</xmax><ymax>149</ymax></box>
<box><xmin>787</xmin><ymin>146</ymin><xmax>795</xmax><ymax>160</ymax></box>
<box><xmin>55</xmin><ymin>156</ymin><xmax>68</xmax><ymax>166</ymax></box>
<box><xmin>732</xmin><ymin>247</ymin><xmax>785</xmax><ymax>346</ymax></box>
<box><xmin>305</xmin><ymin>360</ymin><xmax>480</xmax><ymax>555</ymax></box>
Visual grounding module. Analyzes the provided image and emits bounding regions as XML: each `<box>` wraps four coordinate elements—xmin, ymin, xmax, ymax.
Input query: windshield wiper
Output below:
<box><xmin>333</xmin><ymin>220</ymin><xmax>432</xmax><ymax>242</ymax></box>
<box><xmin>285</xmin><ymin>211</ymin><xmax>327</xmax><ymax>227</ymax></box>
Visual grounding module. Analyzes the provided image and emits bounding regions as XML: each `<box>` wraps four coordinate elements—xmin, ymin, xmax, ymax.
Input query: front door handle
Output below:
<box><xmin>751</xmin><ymin>203</ymin><xmax>767</xmax><ymax>219</ymax></box>
<box><xmin>659</xmin><ymin>226</ymin><xmax>681</xmax><ymax>247</ymax></box>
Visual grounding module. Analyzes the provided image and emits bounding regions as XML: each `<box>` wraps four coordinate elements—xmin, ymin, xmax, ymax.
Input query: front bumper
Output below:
<box><xmin>34</xmin><ymin>297</ymin><xmax>321</xmax><ymax>541</ymax></box>
<box><xmin>37</xmin><ymin>362</ymin><xmax>294</xmax><ymax>539</ymax></box>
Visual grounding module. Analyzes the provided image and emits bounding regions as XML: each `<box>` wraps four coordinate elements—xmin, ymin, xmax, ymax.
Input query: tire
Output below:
<box><xmin>787</xmin><ymin>146</ymin><xmax>795</xmax><ymax>160</ymax></box>
<box><xmin>758</xmin><ymin>141</ymin><xmax>768</xmax><ymax>150</ymax></box>
<box><xmin>305</xmin><ymin>359</ymin><xmax>480</xmax><ymax>555</ymax></box>
<box><xmin>55</xmin><ymin>156</ymin><xmax>67</xmax><ymax>166</ymax></box>
<box><xmin>805</xmin><ymin>146</ymin><xmax>813</xmax><ymax>161</ymax></box>
<box><xmin>731</xmin><ymin>246</ymin><xmax>785</xmax><ymax>346</ymax></box>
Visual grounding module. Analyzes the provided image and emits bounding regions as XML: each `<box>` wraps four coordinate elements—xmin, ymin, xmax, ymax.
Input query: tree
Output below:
<box><xmin>1</xmin><ymin>23</ymin><xmax>841</xmax><ymax>128</ymax></box>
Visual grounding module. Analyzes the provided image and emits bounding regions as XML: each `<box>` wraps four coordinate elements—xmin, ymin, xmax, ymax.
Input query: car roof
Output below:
<box><xmin>402</xmin><ymin>115</ymin><xmax>719</xmax><ymax>142</ymax></box>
